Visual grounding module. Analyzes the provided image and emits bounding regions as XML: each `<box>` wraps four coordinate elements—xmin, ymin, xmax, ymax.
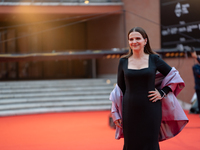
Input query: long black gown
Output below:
<box><xmin>117</xmin><ymin>54</ymin><xmax>172</xmax><ymax>150</ymax></box>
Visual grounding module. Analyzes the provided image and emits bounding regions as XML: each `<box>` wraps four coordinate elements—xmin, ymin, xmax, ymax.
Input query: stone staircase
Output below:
<box><xmin>0</xmin><ymin>79</ymin><xmax>116</xmax><ymax>116</ymax></box>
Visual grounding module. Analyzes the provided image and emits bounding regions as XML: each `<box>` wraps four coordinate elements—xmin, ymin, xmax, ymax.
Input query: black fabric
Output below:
<box><xmin>117</xmin><ymin>54</ymin><xmax>171</xmax><ymax>150</ymax></box>
<box><xmin>196</xmin><ymin>89</ymin><xmax>200</xmax><ymax>112</ymax></box>
<box><xmin>192</xmin><ymin>57</ymin><xmax>200</xmax><ymax>113</ymax></box>
<box><xmin>189</xmin><ymin>95</ymin><xmax>199</xmax><ymax>114</ymax></box>
<box><xmin>158</xmin><ymin>86</ymin><xmax>172</xmax><ymax>97</ymax></box>
<box><xmin>193</xmin><ymin>64</ymin><xmax>200</xmax><ymax>90</ymax></box>
<box><xmin>197</xmin><ymin>57</ymin><xmax>200</xmax><ymax>64</ymax></box>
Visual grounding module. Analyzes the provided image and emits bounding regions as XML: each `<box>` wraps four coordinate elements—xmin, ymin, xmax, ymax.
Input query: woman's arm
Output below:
<box><xmin>117</xmin><ymin>58</ymin><xmax>126</xmax><ymax>95</ymax></box>
<box><xmin>149</xmin><ymin>55</ymin><xmax>172</xmax><ymax>102</ymax></box>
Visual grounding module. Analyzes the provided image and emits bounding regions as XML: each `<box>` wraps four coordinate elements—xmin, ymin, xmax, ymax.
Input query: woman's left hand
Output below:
<box><xmin>148</xmin><ymin>89</ymin><xmax>162</xmax><ymax>102</ymax></box>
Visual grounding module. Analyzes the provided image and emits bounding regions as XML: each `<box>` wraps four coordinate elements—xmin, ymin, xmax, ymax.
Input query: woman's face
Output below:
<box><xmin>128</xmin><ymin>31</ymin><xmax>147</xmax><ymax>52</ymax></box>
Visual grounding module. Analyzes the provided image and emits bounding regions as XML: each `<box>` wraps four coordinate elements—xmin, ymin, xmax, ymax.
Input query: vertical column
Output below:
<box><xmin>0</xmin><ymin>31</ymin><xmax>7</xmax><ymax>79</ymax></box>
<box><xmin>92</xmin><ymin>58</ymin><xmax>96</xmax><ymax>78</ymax></box>
<box><xmin>17</xmin><ymin>27</ymin><xmax>29</xmax><ymax>79</ymax></box>
<box><xmin>28</xmin><ymin>26</ymin><xmax>43</xmax><ymax>79</ymax></box>
<box><xmin>7</xmin><ymin>29</ymin><xmax>17</xmax><ymax>79</ymax></box>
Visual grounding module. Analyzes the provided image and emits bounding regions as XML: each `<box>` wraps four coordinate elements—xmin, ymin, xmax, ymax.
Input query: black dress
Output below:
<box><xmin>117</xmin><ymin>54</ymin><xmax>171</xmax><ymax>150</ymax></box>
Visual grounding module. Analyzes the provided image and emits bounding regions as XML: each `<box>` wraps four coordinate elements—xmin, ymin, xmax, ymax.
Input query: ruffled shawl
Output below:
<box><xmin>109</xmin><ymin>67</ymin><xmax>189</xmax><ymax>141</ymax></box>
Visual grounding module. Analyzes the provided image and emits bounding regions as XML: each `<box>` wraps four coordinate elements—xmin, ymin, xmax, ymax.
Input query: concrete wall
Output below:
<box><xmin>86</xmin><ymin>14</ymin><xmax>125</xmax><ymax>75</ymax></box>
<box><xmin>123</xmin><ymin>0</ymin><xmax>161</xmax><ymax>50</ymax></box>
<box><xmin>0</xmin><ymin>1</ymin><xmax>195</xmax><ymax>103</ymax></box>
<box><xmin>164</xmin><ymin>57</ymin><xmax>196</xmax><ymax>103</ymax></box>
<box><xmin>95</xmin><ymin>0</ymin><xmax>193</xmax><ymax>103</ymax></box>
<box><xmin>87</xmin><ymin>14</ymin><xmax>125</xmax><ymax>49</ymax></box>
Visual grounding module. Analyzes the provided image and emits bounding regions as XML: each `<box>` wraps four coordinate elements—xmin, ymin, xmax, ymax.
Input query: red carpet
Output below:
<box><xmin>0</xmin><ymin>110</ymin><xmax>199</xmax><ymax>150</ymax></box>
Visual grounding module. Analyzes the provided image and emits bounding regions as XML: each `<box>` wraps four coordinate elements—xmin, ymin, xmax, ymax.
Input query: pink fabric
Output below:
<box><xmin>109</xmin><ymin>67</ymin><xmax>189</xmax><ymax>141</ymax></box>
<box><xmin>110</xmin><ymin>84</ymin><xmax>124</xmax><ymax>139</ymax></box>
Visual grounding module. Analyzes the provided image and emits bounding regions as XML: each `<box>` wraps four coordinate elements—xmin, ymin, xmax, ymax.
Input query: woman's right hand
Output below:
<box><xmin>114</xmin><ymin>119</ymin><xmax>122</xmax><ymax>128</ymax></box>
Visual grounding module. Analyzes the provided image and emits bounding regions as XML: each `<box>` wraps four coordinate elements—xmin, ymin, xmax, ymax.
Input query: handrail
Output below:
<box><xmin>0</xmin><ymin>48</ymin><xmax>199</xmax><ymax>62</ymax></box>
<box><xmin>0</xmin><ymin>50</ymin><xmax>127</xmax><ymax>62</ymax></box>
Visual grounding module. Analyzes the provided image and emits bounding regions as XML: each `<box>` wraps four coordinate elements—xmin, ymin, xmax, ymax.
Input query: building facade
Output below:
<box><xmin>0</xmin><ymin>0</ymin><xmax>199</xmax><ymax>103</ymax></box>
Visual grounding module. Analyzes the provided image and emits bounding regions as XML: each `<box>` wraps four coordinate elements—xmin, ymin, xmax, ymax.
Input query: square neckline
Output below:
<box><xmin>127</xmin><ymin>54</ymin><xmax>151</xmax><ymax>70</ymax></box>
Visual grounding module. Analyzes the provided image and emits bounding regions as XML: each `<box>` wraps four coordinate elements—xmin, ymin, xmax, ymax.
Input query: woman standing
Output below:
<box><xmin>110</xmin><ymin>27</ymin><xmax>188</xmax><ymax>150</ymax></box>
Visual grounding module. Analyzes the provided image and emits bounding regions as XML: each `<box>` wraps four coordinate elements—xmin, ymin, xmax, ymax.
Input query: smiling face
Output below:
<box><xmin>128</xmin><ymin>31</ymin><xmax>147</xmax><ymax>52</ymax></box>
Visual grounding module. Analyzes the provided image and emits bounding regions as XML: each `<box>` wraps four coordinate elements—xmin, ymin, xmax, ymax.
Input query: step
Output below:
<box><xmin>0</xmin><ymin>95</ymin><xmax>109</xmax><ymax>104</ymax></box>
<box><xmin>0</xmin><ymin>86</ymin><xmax>114</xmax><ymax>94</ymax></box>
<box><xmin>0</xmin><ymin>105</ymin><xmax>112</xmax><ymax>117</ymax></box>
<box><xmin>0</xmin><ymin>100</ymin><xmax>112</xmax><ymax>110</ymax></box>
<box><xmin>0</xmin><ymin>90</ymin><xmax>112</xmax><ymax>99</ymax></box>
<box><xmin>0</xmin><ymin>78</ymin><xmax>115</xmax><ymax>116</ymax></box>
<box><xmin>0</xmin><ymin>82</ymin><xmax>114</xmax><ymax>89</ymax></box>
<box><xmin>0</xmin><ymin>79</ymin><xmax>111</xmax><ymax>86</ymax></box>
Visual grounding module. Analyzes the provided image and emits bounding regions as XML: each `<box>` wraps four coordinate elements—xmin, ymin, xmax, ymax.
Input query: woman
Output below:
<box><xmin>110</xmin><ymin>27</ymin><xmax>188</xmax><ymax>150</ymax></box>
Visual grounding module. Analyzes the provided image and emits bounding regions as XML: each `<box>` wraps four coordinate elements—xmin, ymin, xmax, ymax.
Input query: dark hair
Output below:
<box><xmin>122</xmin><ymin>27</ymin><xmax>157</xmax><ymax>58</ymax></box>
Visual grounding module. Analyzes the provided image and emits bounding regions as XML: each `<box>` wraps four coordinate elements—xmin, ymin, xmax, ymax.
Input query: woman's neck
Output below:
<box><xmin>131</xmin><ymin>51</ymin><xmax>146</xmax><ymax>59</ymax></box>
